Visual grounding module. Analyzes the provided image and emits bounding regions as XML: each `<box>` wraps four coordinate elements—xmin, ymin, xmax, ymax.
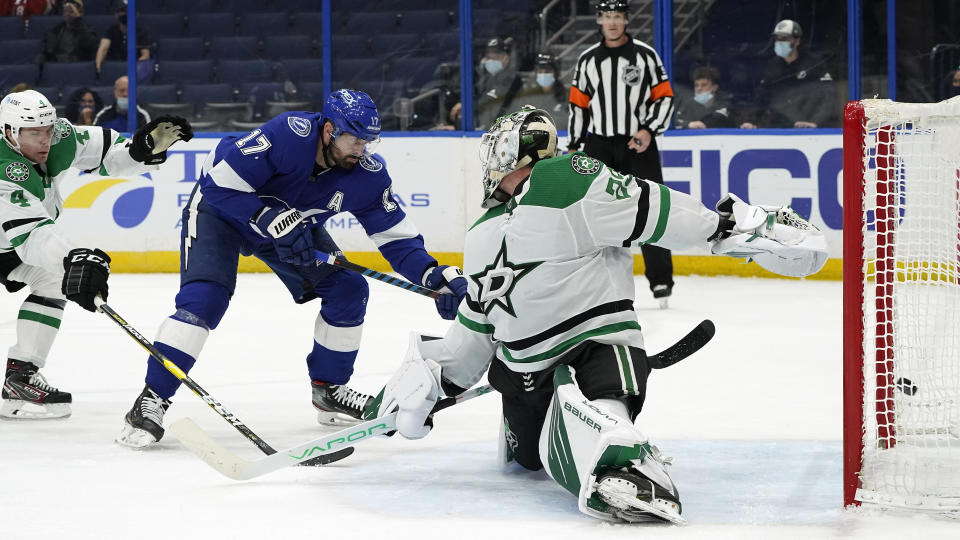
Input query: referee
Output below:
<box><xmin>567</xmin><ymin>0</ymin><xmax>675</xmax><ymax>308</ymax></box>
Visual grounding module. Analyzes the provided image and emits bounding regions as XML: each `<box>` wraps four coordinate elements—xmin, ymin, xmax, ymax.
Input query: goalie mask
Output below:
<box><xmin>479</xmin><ymin>106</ymin><xmax>558</xmax><ymax>208</ymax></box>
<box><xmin>1</xmin><ymin>90</ymin><xmax>57</xmax><ymax>155</ymax></box>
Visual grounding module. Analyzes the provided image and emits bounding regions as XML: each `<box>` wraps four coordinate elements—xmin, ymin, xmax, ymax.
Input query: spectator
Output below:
<box><xmin>37</xmin><ymin>0</ymin><xmax>98</xmax><ymax>63</ymax></box>
<box><xmin>473</xmin><ymin>37</ymin><xmax>523</xmax><ymax>130</ymax></box>
<box><xmin>93</xmin><ymin>75</ymin><xmax>149</xmax><ymax>131</ymax></box>
<box><xmin>674</xmin><ymin>66</ymin><xmax>736</xmax><ymax>129</ymax></box>
<box><xmin>516</xmin><ymin>53</ymin><xmax>568</xmax><ymax>129</ymax></box>
<box><xmin>944</xmin><ymin>68</ymin><xmax>960</xmax><ymax>99</ymax></box>
<box><xmin>95</xmin><ymin>1</ymin><xmax>151</xmax><ymax>76</ymax></box>
<box><xmin>740</xmin><ymin>19</ymin><xmax>836</xmax><ymax>129</ymax></box>
<box><xmin>9</xmin><ymin>83</ymin><xmax>32</xmax><ymax>93</ymax></box>
<box><xmin>0</xmin><ymin>0</ymin><xmax>51</xmax><ymax>27</ymax></box>
<box><xmin>64</xmin><ymin>86</ymin><xmax>102</xmax><ymax>126</ymax></box>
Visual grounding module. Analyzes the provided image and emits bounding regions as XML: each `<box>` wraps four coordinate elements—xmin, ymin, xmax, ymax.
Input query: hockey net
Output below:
<box><xmin>843</xmin><ymin>98</ymin><xmax>960</xmax><ymax>513</ymax></box>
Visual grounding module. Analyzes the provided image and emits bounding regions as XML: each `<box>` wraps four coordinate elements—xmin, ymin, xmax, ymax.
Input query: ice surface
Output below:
<box><xmin>1</xmin><ymin>274</ymin><xmax>957</xmax><ymax>539</ymax></box>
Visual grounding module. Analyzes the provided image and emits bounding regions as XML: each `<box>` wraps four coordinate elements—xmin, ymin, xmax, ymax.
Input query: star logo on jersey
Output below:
<box><xmin>571</xmin><ymin>155</ymin><xmax>600</xmax><ymax>175</ymax></box>
<box><xmin>5</xmin><ymin>162</ymin><xmax>30</xmax><ymax>183</ymax></box>
<box><xmin>54</xmin><ymin>119</ymin><xmax>72</xmax><ymax>142</ymax></box>
<box><xmin>469</xmin><ymin>239</ymin><xmax>541</xmax><ymax>317</ymax></box>
<box><xmin>621</xmin><ymin>65</ymin><xmax>642</xmax><ymax>86</ymax></box>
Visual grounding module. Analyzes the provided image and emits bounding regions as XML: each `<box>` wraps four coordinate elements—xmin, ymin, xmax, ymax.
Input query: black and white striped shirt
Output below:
<box><xmin>567</xmin><ymin>35</ymin><xmax>674</xmax><ymax>149</ymax></box>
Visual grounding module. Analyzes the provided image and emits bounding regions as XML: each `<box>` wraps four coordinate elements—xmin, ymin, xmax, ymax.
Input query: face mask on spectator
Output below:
<box><xmin>483</xmin><ymin>60</ymin><xmax>504</xmax><ymax>75</ymax></box>
<box><xmin>536</xmin><ymin>73</ymin><xmax>555</xmax><ymax>88</ymax></box>
<box><xmin>693</xmin><ymin>91</ymin><xmax>713</xmax><ymax>105</ymax></box>
<box><xmin>116</xmin><ymin>97</ymin><xmax>129</xmax><ymax>111</ymax></box>
<box><xmin>774</xmin><ymin>41</ymin><xmax>793</xmax><ymax>58</ymax></box>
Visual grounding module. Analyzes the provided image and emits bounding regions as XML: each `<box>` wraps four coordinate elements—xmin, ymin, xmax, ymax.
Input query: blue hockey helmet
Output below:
<box><xmin>321</xmin><ymin>89</ymin><xmax>382</xmax><ymax>154</ymax></box>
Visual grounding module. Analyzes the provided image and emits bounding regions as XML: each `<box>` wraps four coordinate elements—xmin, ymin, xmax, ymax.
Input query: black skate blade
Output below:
<box><xmin>298</xmin><ymin>446</ymin><xmax>355</xmax><ymax>467</ymax></box>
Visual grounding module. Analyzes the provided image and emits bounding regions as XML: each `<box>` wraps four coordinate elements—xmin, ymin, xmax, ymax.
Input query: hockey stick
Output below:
<box><xmin>314</xmin><ymin>250</ymin><xmax>444</xmax><ymax>299</ymax></box>
<box><xmin>647</xmin><ymin>319</ymin><xmax>715</xmax><ymax>369</ymax></box>
<box><xmin>94</xmin><ymin>298</ymin><xmax>352</xmax><ymax>467</ymax></box>
<box><xmin>169</xmin><ymin>384</ymin><xmax>495</xmax><ymax>480</ymax></box>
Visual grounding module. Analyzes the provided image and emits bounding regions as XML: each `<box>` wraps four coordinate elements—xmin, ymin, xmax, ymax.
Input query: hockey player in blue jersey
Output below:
<box><xmin>116</xmin><ymin>89</ymin><xmax>468</xmax><ymax>448</ymax></box>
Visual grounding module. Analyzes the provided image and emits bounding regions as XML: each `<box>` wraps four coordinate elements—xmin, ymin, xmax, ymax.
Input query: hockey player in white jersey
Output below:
<box><xmin>0</xmin><ymin>90</ymin><xmax>191</xmax><ymax>419</ymax></box>
<box><xmin>369</xmin><ymin>106</ymin><xmax>827</xmax><ymax>524</ymax></box>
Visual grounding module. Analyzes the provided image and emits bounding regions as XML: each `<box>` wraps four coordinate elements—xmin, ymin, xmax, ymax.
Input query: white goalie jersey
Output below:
<box><xmin>421</xmin><ymin>153</ymin><xmax>720</xmax><ymax>389</ymax></box>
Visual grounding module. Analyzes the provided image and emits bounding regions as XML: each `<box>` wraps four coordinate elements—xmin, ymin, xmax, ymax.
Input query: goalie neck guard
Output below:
<box><xmin>478</xmin><ymin>106</ymin><xmax>558</xmax><ymax>209</ymax></box>
<box><xmin>1</xmin><ymin>90</ymin><xmax>57</xmax><ymax>155</ymax></box>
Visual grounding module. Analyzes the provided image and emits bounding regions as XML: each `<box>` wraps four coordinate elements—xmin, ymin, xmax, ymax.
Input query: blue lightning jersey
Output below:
<box><xmin>197</xmin><ymin>111</ymin><xmax>436</xmax><ymax>283</ymax></box>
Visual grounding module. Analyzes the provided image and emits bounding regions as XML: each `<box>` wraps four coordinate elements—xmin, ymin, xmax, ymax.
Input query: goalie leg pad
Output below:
<box><xmin>537</xmin><ymin>365</ymin><xmax>682</xmax><ymax>523</ymax></box>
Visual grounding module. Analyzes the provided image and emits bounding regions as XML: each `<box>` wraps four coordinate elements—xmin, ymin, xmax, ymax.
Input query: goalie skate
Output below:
<box><xmin>312</xmin><ymin>381</ymin><xmax>373</xmax><ymax>426</ymax></box>
<box><xmin>594</xmin><ymin>469</ymin><xmax>686</xmax><ymax>525</ymax></box>
<box><xmin>0</xmin><ymin>360</ymin><xmax>72</xmax><ymax>420</ymax></box>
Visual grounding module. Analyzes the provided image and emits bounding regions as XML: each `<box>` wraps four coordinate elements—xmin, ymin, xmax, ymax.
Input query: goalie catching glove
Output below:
<box><xmin>709</xmin><ymin>194</ymin><xmax>828</xmax><ymax>278</ymax></box>
<box><xmin>371</xmin><ymin>334</ymin><xmax>443</xmax><ymax>439</ymax></box>
<box><xmin>128</xmin><ymin>115</ymin><xmax>194</xmax><ymax>165</ymax></box>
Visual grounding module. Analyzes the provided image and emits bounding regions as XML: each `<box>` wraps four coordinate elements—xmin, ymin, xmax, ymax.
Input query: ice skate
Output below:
<box><xmin>116</xmin><ymin>385</ymin><xmax>171</xmax><ymax>448</ymax></box>
<box><xmin>594</xmin><ymin>467</ymin><xmax>685</xmax><ymax>525</ymax></box>
<box><xmin>0</xmin><ymin>359</ymin><xmax>72</xmax><ymax>419</ymax></box>
<box><xmin>652</xmin><ymin>285</ymin><xmax>671</xmax><ymax>309</ymax></box>
<box><xmin>312</xmin><ymin>380</ymin><xmax>373</xmax><ymax>426</ymax></box>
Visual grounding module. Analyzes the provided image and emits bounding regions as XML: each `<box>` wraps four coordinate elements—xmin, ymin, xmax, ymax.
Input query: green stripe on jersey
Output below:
<box><xmin>646</xmin><ymin>184</ymin><xmax>671</xmax><ymax>244</ymax></box>
<box><xmin>470</xmin><ymin>202</ymin><xmax>508</xmax><ymax>230</ymax></box>
<box><xmin>458</xmin><ymin>312</ymin><xmax>495</xmax><ymax>334</ymax></box>
<box><xmin>615</xmin><ymin>345</ymin><xmax>636</xmax><ymax>394</ymax></box>
<box><xmin>9</xmin><ymin>219</ymin><xmax>53</xmax><ymax>247</ymax></box>
<box><xmin>500</xmin><ymin>321</ymin><xmax>642</xmax><ymax>363</ymax></box>
<box><xmin>18</xmin><ymin>310</ymin><xmax>62</xmax><ymax>329</ymax></box>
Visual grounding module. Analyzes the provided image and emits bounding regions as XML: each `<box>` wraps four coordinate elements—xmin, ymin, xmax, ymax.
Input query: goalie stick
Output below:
<box><xmin>169</xmin><ymin>384</ymin><xmax>495</xmax><ymax>480</ymax></box>
<box><xmin>314</xmin><ymin>250</ymin><xmax>444</xmax><ymax>299</ymax></box>
<box><xmin>647</xmin><ymin>319</ymin><xmax>715</xmax><ymax>369</ymax></box>
<box><xmin>94</xmin><ymin>298</ymin><xmax>351</xmax><ymax>467</ymax></box>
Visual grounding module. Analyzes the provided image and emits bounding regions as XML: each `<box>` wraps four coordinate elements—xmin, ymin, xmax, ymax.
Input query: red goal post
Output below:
<box><xmin>843</xmin><ymin>98</ymin><xmax>960</xmax><ymax>513</ymax></box>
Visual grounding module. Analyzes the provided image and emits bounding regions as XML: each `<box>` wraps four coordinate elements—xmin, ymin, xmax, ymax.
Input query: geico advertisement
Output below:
<box><xmin>57</xmin><ymin>132</ymin><xmax>843</xmax><ymax>258</ymax></box>
<box><xmin>660</xmin><ymin>132</ymin><xmax>842</xmax><ymax>257</ymax></box>
<box><xmin>57</xmin><ymin>136</ymin><xmax>468</xmax><ymax>253</ymax></box>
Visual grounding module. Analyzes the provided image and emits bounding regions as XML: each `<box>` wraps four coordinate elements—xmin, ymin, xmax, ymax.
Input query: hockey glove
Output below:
<box><xmin>128</xmin><ymin>115</ymin><xmax>194</xmax><ymax>165</ymax></box>
<box><xmin>61</xmin><ymin>248</ymin><xmax>111</xmax><ymax>312</ymax></box>
<box><xmin>423</xmin><ymin>265</ymin><xmax>467</xmax><ymax>320</ymax></box>
<box><xmin>375</xmin><ymin>334</ymin><xmax>443</xmax><ymax>439</ymax></box>
<box><xmin>251</xmin><ymin>206</ymin><xmax>315</xmax><ymax>266</ymax></box>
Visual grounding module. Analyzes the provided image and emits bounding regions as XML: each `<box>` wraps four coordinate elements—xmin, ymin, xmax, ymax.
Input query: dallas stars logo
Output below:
<box><xmin>470</xmin><ymin>239</ymin><xmax>541</xmax><ymax>317</ymax></box>
<box><xmin>5</xmin><ymin>162</ymin><xmax>30</xmax><ymax>183</ymax></box>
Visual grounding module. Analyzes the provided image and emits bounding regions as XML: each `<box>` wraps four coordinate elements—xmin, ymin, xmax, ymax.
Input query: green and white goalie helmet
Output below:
<box><xmin>1</xmin><ymin>90</ymin><xmax>57</xmax><ymax>153</ymax></box>
<box><xmin>478</xmin><ymin>106</ymin><xmax>558</xmax><ymax>208</ymax></box>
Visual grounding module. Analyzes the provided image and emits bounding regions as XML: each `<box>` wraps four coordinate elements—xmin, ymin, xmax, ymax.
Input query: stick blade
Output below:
<box><xmin>169</xmin><ymin>417</ymin><xmax>257</xmax><ymax>481</ymax></box>
<box><xmin>648</xmin><ymin>319</ymin><xmax>715</xmax><ymax>369</ymax></box>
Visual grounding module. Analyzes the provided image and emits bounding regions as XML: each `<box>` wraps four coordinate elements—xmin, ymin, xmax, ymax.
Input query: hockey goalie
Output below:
<box><xmin>370</xmin><ymin>106</ymin><xmax>827</xmax><ymax>524</ymax></box>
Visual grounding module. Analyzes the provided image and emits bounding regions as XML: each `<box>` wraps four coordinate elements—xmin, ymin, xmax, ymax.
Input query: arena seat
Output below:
<box><xmin>209</xmin><ymin>37</ymin><xmax>260</xmax><ymax>61</ymax></box>
<box><xmin>217</xmin><ymin>60</ymin><xmax>274</xmax><ymax>84</ymax></box>
<box><xmin>157</xmin><ymin>37</ymin><xmax>206</xmax><ymax>61</ymax></box>
<box><xmin>137</xmin><ymin>84</ymin><xmax>179</xmax><ymax>105</ymax></box>
<box><xmin>39</xmin><ymin>62</ymin><xmax>95</xmax><ymax>87</ymax></box>
<box><xmin>22</xmin><ymin>16</ymin><xmax>60</xmax><ymax>39</ymax></box>
<box><xmin>186</xmin><ymin>13</ymin><xmax>237</xmax><ymax>38</ymax></box>
<box><xmin>238</xmin><ymin>12</ymin><xmax>289</xmax><ymax>37</ymax></box>
<box><xmin>156</xmin><ymin>60</ymin><xmax>214</xmax><ymax>84</ymax></box>
<box><xmin>276</xmin><ymin>59</ymin><xmax>324</xmax><ymax>84</ymax></box>
<box><xmin>0</xmin><ymin>40</ymin><xmax>41</xmax><ymax>65</ymax></box>
<box><xmin>0</xmin><ymin>18</ymin><xmax>25</xmax><ymax>40</ymax></box>
<box><xmin>140</xmin><ymin>14</ymin><xmax>187</xmax><ymax>38</ymax></box>
<box><xmin>263</xmin><ymin>35</ymin><xmax>315</xmax><ymax>60</ymax></box>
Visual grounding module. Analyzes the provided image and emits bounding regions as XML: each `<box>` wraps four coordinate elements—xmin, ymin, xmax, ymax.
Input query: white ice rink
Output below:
<box><xmin>1</xmin><ymin>273</ymin><xmax>958</xmax><ymax>539</ymax></box>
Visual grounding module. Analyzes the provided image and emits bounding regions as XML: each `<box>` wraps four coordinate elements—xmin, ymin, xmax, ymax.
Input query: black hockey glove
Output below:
<box><xmin>128</xmin><ymin>115</ymin><xmax>194</xmax><ymax>165</ymax></box>
<box><xmin>61</xmin><ymin>248</ymin><xmax>111</xmax><ymax>312</ymax></box>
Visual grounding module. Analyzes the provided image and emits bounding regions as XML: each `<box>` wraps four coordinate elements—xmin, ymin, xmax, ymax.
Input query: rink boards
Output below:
<box><xmin>56</xmin><ymin>130</ymin><xmax>843</xmax><ymax>279</ymax></box>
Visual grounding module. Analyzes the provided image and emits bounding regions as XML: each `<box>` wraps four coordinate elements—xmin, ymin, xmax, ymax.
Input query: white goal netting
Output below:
<box><xmin>853</xmin><ymin>98</ymin><xmax>960</xmax><ymax>512</ymax></box>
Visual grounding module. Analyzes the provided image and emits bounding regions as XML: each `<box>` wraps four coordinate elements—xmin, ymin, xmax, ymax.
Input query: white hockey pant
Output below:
<box><xmin>6</xmin><ymin>264</ymin><xmax>67</xmax><ymax>368</ymax></box>
<box><xmin>537</xmin><ymin>365</ymin><xmax>678</xmax><ymax>522</ymax></box>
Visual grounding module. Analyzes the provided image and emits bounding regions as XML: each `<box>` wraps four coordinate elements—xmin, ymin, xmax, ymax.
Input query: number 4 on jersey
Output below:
<box><xmin>10</xmin><ymin>190</ymin><xmax>30</xmax><ymax>207</ymax></box>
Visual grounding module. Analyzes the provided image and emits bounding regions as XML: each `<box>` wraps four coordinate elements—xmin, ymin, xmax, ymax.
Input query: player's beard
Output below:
<box><xmin>324</xmin><ymin>141</ymin><xmax>360</xmax><ymax>170</ymax></box>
